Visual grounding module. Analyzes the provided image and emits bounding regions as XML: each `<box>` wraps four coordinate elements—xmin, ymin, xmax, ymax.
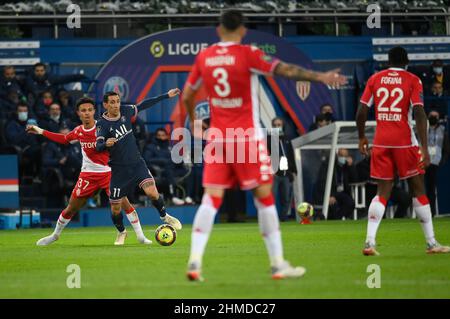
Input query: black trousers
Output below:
<box><xmin>328</xmin><ymin>191</ymin><xmax>355</xmax><ymax>220</ymax></box>
<box><xmin>425</xmin><ymin>164</ymin><xmax>439</xmax><ymax>216</ymax></box>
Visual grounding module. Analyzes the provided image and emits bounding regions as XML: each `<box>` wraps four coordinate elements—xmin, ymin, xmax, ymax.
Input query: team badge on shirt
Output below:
<box><xmin>296</xmin><ymin>81</ymin><xmax>311</xmax><ymax>101</ymax></box>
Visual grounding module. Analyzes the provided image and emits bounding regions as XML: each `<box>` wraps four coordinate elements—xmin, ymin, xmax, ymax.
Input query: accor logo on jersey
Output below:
<box><xmin>150</xmin><ymin>41</ymin><xmax>209</xmax><ymax>58</ymax></box>
<box><xmin>114</xmin><ymin>124</ymin><xmax>132</xmax><ymax>140</ymax></box>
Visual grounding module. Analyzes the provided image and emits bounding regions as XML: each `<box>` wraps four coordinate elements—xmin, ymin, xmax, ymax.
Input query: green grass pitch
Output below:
<box><xmin>0</xmin><ymin>218</ymin><xmax>449</xmax><ymax>298</ymax></box>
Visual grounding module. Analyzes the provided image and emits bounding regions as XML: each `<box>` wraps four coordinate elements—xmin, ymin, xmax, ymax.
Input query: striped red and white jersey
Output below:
<box><xmin>360</xmin><ymin>67</ymin><xmax>424</xmax><ymax>148</ymax></box>
<box><xmin>186</xmin><ymin>42</ymin><xmax>279</xmax><ymax>142</ymax></box>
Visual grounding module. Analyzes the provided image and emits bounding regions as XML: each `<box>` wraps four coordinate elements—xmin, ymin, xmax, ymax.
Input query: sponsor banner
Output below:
<box><xmin>373</xmin><ymin>37</ymin><xmax>450</xmax><ymax>61</ymax></box>
<box><xmin>0</xmin><ymin>41</ymin><xmax>40</xmax><ymax>66</ymax></box>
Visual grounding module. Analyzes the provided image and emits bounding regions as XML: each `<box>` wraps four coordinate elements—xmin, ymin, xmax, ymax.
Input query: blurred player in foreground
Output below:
<box><xmin>96</xmin><ymin>90</ymin><xmax>182</xmax><ymax>231</ymax></box>
<box><xmin>357</xmin><ymin>46</ymin><xmax>450</xmax><ymax>255</ymax></box>
<box><xmin>28</xmin><ymin>97</ymin><xmax>152</xmax><ymax>246</ymax></box>
<box><xmin>182</xmin><ymin>10</ymin><xmax>347</xmax><ymax>281</ymax></box>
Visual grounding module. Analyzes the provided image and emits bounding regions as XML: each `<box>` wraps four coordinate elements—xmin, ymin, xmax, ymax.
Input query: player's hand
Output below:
<box><xmin>106</xmin><ymin>138</ymin><xmax>118</xmax><ymax>147</ymax></box>
<box><xmin>329</xmin><ymin>196</ymin><xmax>337</xmax><ymax>205</ymax></box>
<box><xmin>359</xmin><ymin>136</ymin><xmax>369</xmax><ymax>156</ymax></box>
<box><xmin>419</xmin><ymin>147</ymin><xmax>430</xmax><ymax>170</ymax></box>
<box><xmin>26</xmin><ymin>125</ymin><xmax>43</xmax><ymax>135</ymax></box>
<box><xmin>319</xmin><ymin>68</ymin><xmax>347</xmax><ymax>88</ymax></box>
<box><xmin>346</xmin><ymin>156</ymin><xmax>353</xmax><ymax>166</ymax></box>
<box><xmin>168</xmin><ymin>88</ymin><xmax>181</xmax><ymax>98</ymax></box>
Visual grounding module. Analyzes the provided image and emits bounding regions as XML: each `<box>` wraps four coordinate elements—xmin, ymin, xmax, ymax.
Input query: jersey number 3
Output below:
<box><xmin>212</xmin><ymin>67</ymin><xmax>231</xmax><ymax>97</ymax></box>
<box><xmin>376</xmin><ymin>87</ymin><xmax>403</xmax><ymax>113</ymax></box>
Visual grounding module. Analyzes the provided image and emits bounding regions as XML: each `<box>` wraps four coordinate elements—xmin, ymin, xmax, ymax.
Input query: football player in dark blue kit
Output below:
<box><xmin>96</xmin><ymin>89</ymin><xmax>182</xmax><ymax>232</ymax></box>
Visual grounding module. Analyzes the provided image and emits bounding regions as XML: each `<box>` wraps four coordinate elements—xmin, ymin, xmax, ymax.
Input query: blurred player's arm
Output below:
<box><xmin>273</xmin><ymin>62</ymin><xmax>347</xmax><ymax>87</ymax></box>
<box><xmin>356</xmin><ymin>103</ymin><xmax>370</xmax><ymax>156</ymax></box>
<box><xmin>414</xmin><ymin>105</ymin><xmax>430</xmax><ymax>168</ymax></box>
<box><xmin>26</xmin><ymin>124</ymin><xmax>69</xmax><ymax>145</ymax></box>
<box><xmin>135</xmin><ymin>88</ymin><xmax>180</xmax><ymax>112</ymax></box>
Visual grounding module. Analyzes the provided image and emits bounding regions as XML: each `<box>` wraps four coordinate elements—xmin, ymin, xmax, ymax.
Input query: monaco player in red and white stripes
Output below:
<box><xmin>27</xmin><ymin>97</ymin><xmax>152</xmax><ymax>246</ymax></box>
<box><xmin>357</xmin><ymin>46</ymin><xmax>449</xmax><ymax>255</ymax></box>
<box><xmin>182</xmin><ymin>10</ymin><xmax>347</xmax><ymax>281</ymax></box>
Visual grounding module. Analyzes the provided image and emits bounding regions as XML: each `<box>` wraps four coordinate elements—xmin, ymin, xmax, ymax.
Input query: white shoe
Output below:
<box><xmin>137</xmin><ymin>236</ymin><xmax>152</xmax><ymax>245</ymax></box>
<box><xmin>172</xmin><ymin>197</ymin><xmax>185</xmax><ymax>206</ymax></box>
<box><xmin>427</xmin><ymin>242</ymin><xmax>450</xmax><ymax>254</ymax></box>
<box><xmin>114</xmin><ymin>230</ymin><xmax>127</xmax><ymax>245</ymax></box>
<box><xmin>271</xmin><ymin>261</ymin><xmax>306</xmax><ymax>280</ymax></box>
<box><xmin>161</xmin><ymin>213</ymin><xmax>182</xmax><ymax>230</ymax></box>
<box><xmin>36</xmin><ymin>234</ymin><xmax>59</xmax><ymax>246</ymax></box>
<box><xmin>184</xmin><ymin>196</ymin><xmax>193</xmax><ymax>204</ymax></box>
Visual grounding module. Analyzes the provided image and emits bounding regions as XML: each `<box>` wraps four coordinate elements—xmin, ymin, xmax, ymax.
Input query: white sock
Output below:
<box><xmin>254</xmin><ymin>197</ymin><xmax>284</xmax><ymax>268</ymax></box>
<box><xmin>413</xmin><ymin>197</ymin><xmax>436</xmax><ymax>245</ymax></box>
<box><xmin>366</xmin><ymin>196</ymin><xmax>386</xmax><ymax>245</ymax></box>
<box><xmin>188</xmin><ymin>194</ymin><xmax>219</xmax><ymax>266</ymax></box>
<box><xmin>125</xmin><ymin>209</ymin><xmax>145</xmax><ymax>239</ymax></box>
<box><xmin>53</xmin><ymin>211</ymin><xmax>72</xmax><ymax>236</ymax></box>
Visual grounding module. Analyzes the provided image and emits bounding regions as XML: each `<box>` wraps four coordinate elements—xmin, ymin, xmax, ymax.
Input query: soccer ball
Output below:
<box><xmin>155</xmin><ymin>224</ymin><xmax>177</xmax><ymax>246</ymax></box>
<box><xmin>296</xmin><ymin>202</ymin><xmax>314</xmax><ymax>219</ymax></box>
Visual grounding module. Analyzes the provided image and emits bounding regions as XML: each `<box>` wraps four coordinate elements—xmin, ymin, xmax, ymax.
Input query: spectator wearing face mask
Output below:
<box><xmin>24</xmin><ymin>62</ymin><xmax>87</xmax><ymax>104</ymax></box>
<box><xmin>426</xmin><ymin>59</ymin><xmax>450</xmax><ymax>95</ymax></box>
<box><xmin>42</xmin><ymin>103</ymin><xmax>74</xmax><ymax>133</ymax></box>
<box><xmin>313</xmin><ymin>148</ymin><xmax>357</xmax><ymax>220</ymax></box>
<box><xmin>425</xmin><ymin>110</ymin><xmax>450</xmax><ymax>216</ymax></box>
<box><xmin>34</xmin><ymin>90</ymin><xmax>55</xmax><ymax>121</ymax></box>
<box><xmin>309</xmin><ymin>104</ymin><xmax>335</xmax><ymax>131</ymax></box>
<box><xmin>5</xmin><ymin>102</ymin><xmax>41</xmax><ymax>180</ymax></box>
<box><xmin>267</xmin><ymin>117</ymin><xmax>297</xmax><ymax>221</ymax></box>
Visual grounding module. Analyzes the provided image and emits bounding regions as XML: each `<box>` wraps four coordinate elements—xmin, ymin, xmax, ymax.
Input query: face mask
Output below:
<box><xmin>433</xmin><ymin>67</ymin><xmax>443</xmax><ymax>74</ymax></box>
<box><xmin>324</xmin><ymin>112</ymin><xmax>334</xmax><ymax>122</ymax></box>
<box><xmin>50</xmin><ymin>115</ymin><xmax>60</xmax><ymax>122</ymax></box>
<box><xmin>273</xmin><ymin>127</ymin><xmax>284</xmax><ymax>136</ymax></box>
<box><xmin>429</xmin><ymin>116</ymin><xmax>439</xmax><ymax>126</ymax></box>
<box><xmin>337</xmin><ymin>156</ymin><xmax>347</xmax><ymax>166</ymax></box>
<box><xmin>18</xmin><ymin>111</ymin><xmax>28</xmax><ymax>122</ymax></box>
<box><xmin>43</xmin><ymin>98</ymin><xmax>53</xmax><ymax>106</ymax></box>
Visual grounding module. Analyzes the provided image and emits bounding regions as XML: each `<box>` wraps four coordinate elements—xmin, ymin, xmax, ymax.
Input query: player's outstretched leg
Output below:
<box><xmin>253</xmin><ymin>185</ymin><xmax>306</xmax><ymax>279</ymax></box>
<box><xmin>408</xmin><ymin>176</ymin><xmax>450</xmax><ymax>254</ymax></box>
<box><xmin>186</xmin><ymin>191</ymin><xmax>223</xmax><ymax>282</ymax></box>
<box><xmin>121</xmin><ymin>197</ymin><xmax>152</xmax><ymax>244</ymax></box>
<box><xmin>36</xmin><ymin>198</ymin><xmax>85</xmax><ymax>246</ymax></box>
<box><xmin>148</xmin><ymin>190</ymin><xmax>182</xmax><ymax>230</ymax></box>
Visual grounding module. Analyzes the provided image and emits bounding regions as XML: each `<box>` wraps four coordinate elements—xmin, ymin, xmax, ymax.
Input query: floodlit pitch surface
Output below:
<box><xmin>0</xmin><ymin>219</ymin><xmax>449</xmax><ymax>298</ymax></box>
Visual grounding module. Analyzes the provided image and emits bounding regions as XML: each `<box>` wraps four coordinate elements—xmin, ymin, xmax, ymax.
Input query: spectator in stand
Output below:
<box><xmin>5</xmin><ymin>102</ymin><xmax>41</xmax><ymax>180</ymax></box>
<box><xmin>132</xmin><ymin>115</ymin><xmax>147</xmax><ymax>152</ymax></box>
<box><xmin>56</xmin><ymin>89</ymin><xmax>79</xmax><ymax>125</ymax></box>
<box><xmin>309</xmin><ymin>113</ymin><xmax>331</xmax><ymax>132</ymax></box>
<box><xmin>425</xmin><ymin>59</ymin><xmax>450</xmax><ymax>94</ymax></box>
<box><xmin>425</xmin><ymin>110</ymin><xmax>450</xmax><ymax>216</ymax></box>
<box><xmin>34</xmin><ymin>90</ymin><xmax>55</xmax><ymax>121</ymax></box>
<box><xmin>41</xmin><ymin>103</ymin><xmax>74</xmax><ymax>132</ymax></box>
<box><xmin>24</xmin><ymin>62</ymin><xmax>87</xmax><ymax>104</ymax></box>
<box><xmin>313</xmin><ymin>148</ymin><xmax>357</xmax><ymax>220</ymax></box>
<box><xmin>308</xmin><ymin>104</ymin><xmax>335</xmax><ymax>131</ymax></box>
<box><xmin>0</xmin><ymin>88</ymin><xmax>20</xmax><ymax>120</ymax></box>
<box><xmin>355</xmin><ymin>147</ymin><xmax>412</xmax><ymax>218</ymax></box>
<box><xmin>268</xmin><ymin>117</ymin><xmax>297</xmax><ymax>221</ymax></box>
<box><xmin>425</xmin><ymin>81</ymin><xmax>449</xmax><ymax>117</ymax></box>
<box><xmin>0</xmin><ymin>66</ymin><xmax>25</xmax><ymax>101</ymax></box>
<box><xmin>142</xmin><ymin>127</ymin><xmax>186</xmax><ymax>205</ymax></box>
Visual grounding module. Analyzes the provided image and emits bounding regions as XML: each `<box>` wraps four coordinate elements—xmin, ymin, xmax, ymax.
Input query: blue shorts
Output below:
<box><xmin>109</xmin><ymin>160</ymin><xmax>154</xmax><ymax>203</ymax></box>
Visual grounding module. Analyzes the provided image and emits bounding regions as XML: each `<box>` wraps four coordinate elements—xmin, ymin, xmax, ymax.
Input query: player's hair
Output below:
<box><xmin>219</xmin><ymin>10</ymin><xmax>245</xmax><ymax>31</ymax></box>
<box><xmin>33</xmin><ymin>62</ymin><xmax>46</xmax><ymax>70</ymax></box>
<box><xmin>76</xmin><ymin>96</ymin><xmax>95</xmax><ymax>110</ymax></box>
<box><xmin>388</xmin><ymin>46</ymin><xmax>409</xmax><ymax>67</ymax></box>
<box><xmin>103</xmin><ymin>91</ymin><xmax>120</xmax><ymax>103</ymax></box>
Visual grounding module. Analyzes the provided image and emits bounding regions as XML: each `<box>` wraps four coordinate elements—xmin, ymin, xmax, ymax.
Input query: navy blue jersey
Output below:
<box><xmin>96</xmin><ymin>105</ymin><xmax>141</xmax><ymax>166</ymax></box>
<box><xmin>96</xmin><ymin>93</ymin><xmax>170</xmax><ymax>167</ymax></box>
